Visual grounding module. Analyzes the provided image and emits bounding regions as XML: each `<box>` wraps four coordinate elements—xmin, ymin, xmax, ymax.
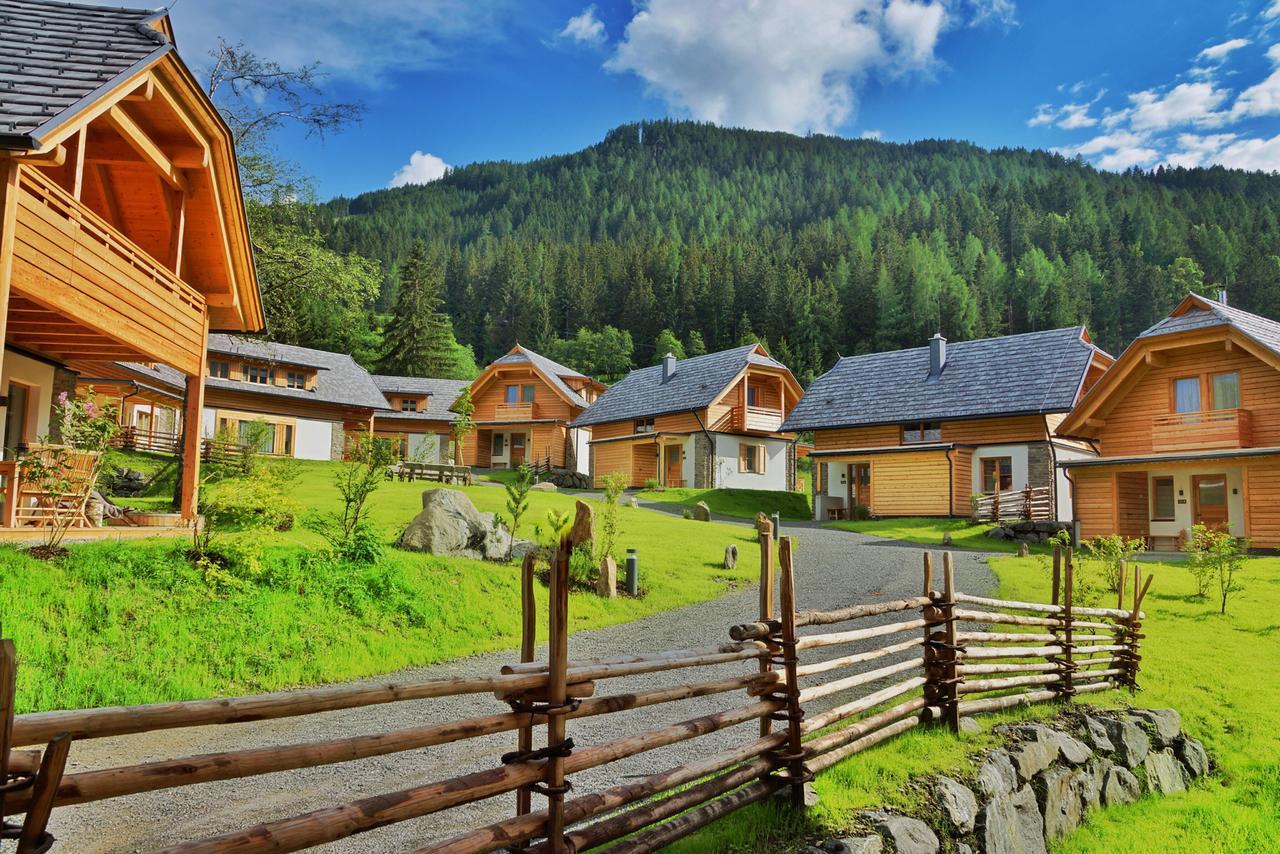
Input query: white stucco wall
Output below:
<box><xmin>0</xmin><ymin>351</ymin><xmax>56</xmax><ymax>456</ymax></box>
<box><xmin>1147</xmin><ymin>467</ymin><xmax>1245</xmax><ymax>539</ymax></box>
<box><xmin>971</xmin><ymin>444</ymin><xmax>1031</xmax><ymax>494</ymax></box>
<box><xmin>294</xmin><ymin>419</ymin><xmax>335</xmax><ymax>460</ymax></box>
<box><xmin>201</xmin><ymin>408</ymin><xmax>217</xmax><ymax>438</ymax></box>
<box><xmin>713</xmin><ymin>434</ymin><xmax>789</xmax><ymax>491</ymax></box>
<box><xmin>407</xmin><ymin>432</ymin><xmax>439</xmax><ymax>462</ymax></box>
<box><xmin>572</xmin><ymin>427</ymin><xmax>591</xmax><ymax>475</ymax></box>
<box><xmin>1052</xmin><ymin>444</ymin><xmax>1097</xmax><ymax>522</ymax></box>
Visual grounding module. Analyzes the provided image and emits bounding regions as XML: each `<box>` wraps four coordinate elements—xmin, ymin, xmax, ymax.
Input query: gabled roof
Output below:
<box><xmin>783</xmin><ymin>327</ymin><xmax>1106</xmax><ymax>432</ymax></box>
<box><xmin>203</xmin><ymin>334</ymin><xmax>390</xmax><ymax>411</ymax></box>
<box><xmin>1139</xmin><ymin>292</ymin><xmax>1280</xmax><ymax>358</ymax></box>
<box><xmin>480</xmin><ymin>345</ymin><xmax>596</xmax><ymax>409</ymax></box>
<box><xmin>0</xmin><ymin>0</ymin><xmax>171</xmax><ymax>148</ymax></box>
<box><xmin>372</xmin><ymin>375</ymin><xmax>470</xmax><ymax>423</ymax></box>
<box><xmin>572</xmin><ymin>344</ymin><xmax>798</xmax><ymax>428</ymax></box>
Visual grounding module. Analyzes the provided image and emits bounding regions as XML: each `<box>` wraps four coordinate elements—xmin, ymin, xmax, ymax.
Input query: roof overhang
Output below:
<box><xmin>791</xmin><ymin>409</ymin><xmax>1069</xmax><ymax>434</ymax></box>
<box><xmin>587</xmin><ymin>431</ymin><xmax>692</xmax><ymax>446</ymax></box>
<box><xmin>1058</xmin><ymin>446</ymin><xmax>1280</xmax><ymax>468</ymax></box>
<box><xmin>810</xmin><ymin>443</ymin><xmax>963</xmax><ymax>458</ymax></box>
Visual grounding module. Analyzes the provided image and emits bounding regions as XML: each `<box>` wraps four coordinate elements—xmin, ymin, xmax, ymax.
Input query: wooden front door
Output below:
<box><xmin>853</xmin><ymin>463</ymin><xmax>872</xmax><ymax>509</ymax></box>
<box><xmin>510</xmin><ymin>433</ymin><xmax>527</xmax><ymax>466</ymax></box>
<box><xmin>1192</xmin><ymin>474</ymin><xmax>1229</xmax><ymax>530</ymax></box>
<box><xmin>665</xmin><ymin>445</ymin><xmax>682</xmax><ymax>486</ymax></box>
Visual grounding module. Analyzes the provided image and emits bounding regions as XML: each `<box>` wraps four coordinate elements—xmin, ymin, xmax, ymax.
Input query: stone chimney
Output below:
<box><xmin>1217</xmin><ymin>288</ymin><xmax>1228</xmax><ymax>306</ymax></box>
<box><xmin>928</xmin><ymin>333</ymin><xmax>948</xmax><ymax>378</ymax></box>
<box><xmin>662</xmin><ymin>352</ymin><xmax>677</xmax><ymax>383</ymax></box>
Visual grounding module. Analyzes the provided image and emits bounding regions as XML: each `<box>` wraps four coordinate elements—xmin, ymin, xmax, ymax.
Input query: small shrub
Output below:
<box><xmin>306</xmin><ymin>432</ymin><xmax>394</xmax><ymax>565</ymax></box>
<box><xmin>1078</xmin><ymin>534</ymin><xmax>1146</xmax><ymax>594</ymax></box>
<box><xmin>643</xmin><ymin>478</ymin><xmax>663</xmax><ymax>492</ymax></box>
<box><xmin>851</xmin><ymin>503</ymin><xmax>872</xmax><ymax>521</ymax></box>
<box><xmin>503</xmin><ymin>463</ymin><xmax>534</xmax><ymax>560</ymax></box>
<box><xmin>597</xmin><ymin>471</ymin><xmax>628</xmax><ymax>562</ymax></box>
<box><xmin>681</xmin><ymin>508</ymin><xmax>694</xmax><ymax>520</ymax></box>
<box><xmin>1183</xmin><ymin>524</ymin><xmax>1248</xmax><ymax>614</ymax></box>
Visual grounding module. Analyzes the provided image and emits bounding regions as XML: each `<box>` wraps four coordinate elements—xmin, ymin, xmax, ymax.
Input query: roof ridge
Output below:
<box><xmin>835</xmin><ymin>326</ymin><xmax>1085</xmax><ymax>364</ymax></box>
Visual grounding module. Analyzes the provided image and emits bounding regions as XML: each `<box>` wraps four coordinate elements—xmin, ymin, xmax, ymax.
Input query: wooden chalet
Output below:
<box><xmin>0</xmin><ymin>0</ymin><xmax>262</xmax><ymax>525</ymax></box>
<box><xmin>572</xmin><ymin>345</ymin><xmax>803</xmax><ymax>489</ymax></box>
<box><xmin>460</xmin><ymin>345</ymin><xmax>603</xmax><ymax>472</ymax></box>
<box><xmin>787</xmin><ymin>329</ymin><xmax>1112</xmax><ymax>521</ymax></box>
<box><xmin>372</xmin><ymin>375</ymin><xmax>470</xmax><ymax>462</ymax></box>
<box><xmin>1057</xmin><ymin>292</ymin><xmax>1280</xmax><ymax>550</ymax></box>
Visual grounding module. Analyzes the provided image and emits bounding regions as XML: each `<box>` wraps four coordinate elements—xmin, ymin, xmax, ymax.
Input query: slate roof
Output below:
<box><xmin>783</xmin><ymin>327</ymin><xmax>1102</xmax><ymax>432</ymax></box>
<box><xmin>202</xmin><ymin>334</ymin><xmax>391</xmax><ymax>410</ymax></box>
<box><xmin>492</xmin><ymin>346</ymin><xmax>592</xmax><ymax>408</ymax></box>
<box><xmin>0</xmin><ymin>0</ymin><xmax>171</xmax><ymax>148</ymax></box>
<box><xmin>572</xmin><ymin>345</ymin><xmax>791</xmax><ymax>428</ymax></box>
<box><xmin>1138</xmin><ymin>292</ymin><xmax>1280</xmax><ymax>358</ymax></box>
<box><xmin>371</xmin><ymin>375</ymin><xmax>469</xmax><ymax>422</ymax></box>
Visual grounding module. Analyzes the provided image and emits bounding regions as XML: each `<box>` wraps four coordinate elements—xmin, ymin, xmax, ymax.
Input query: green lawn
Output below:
<box><xmin>680</xmin><ymin>555</ymin><xmax>1280</xmax><ymax>852</ymax></box>
<box><xmin>825</xmin><ymin>516</ymin><xmax>1047</xmax><ymax>554</ymax></box>
<box><xmin>4</xmin><ymin>457</ymin><xmax>759</xmax><ymax>713</ymax></box>
<box><xmin>635</xmin><ymin>487</ymin><xmax>811</xmax><ymax>521</ymax></box>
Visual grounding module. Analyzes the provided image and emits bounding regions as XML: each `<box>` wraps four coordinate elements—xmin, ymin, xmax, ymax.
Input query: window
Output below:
<box><xmin>286</xmin><ymin>371</ymin><xmax>307</xmax><ymax>390</ymax></box>
<box><xmin>505</xmin><ymin>384</ymin><xmax>535</xmax><ymax>405</ymax></box>
<box><xmin>400</xmin><ymin>398</ymin><xmax>419</xmax><ymax>412</ymax></box>
<box><xmin>492</xmin><ymin>432</ymin><xmax>505</xmax><ymax>456</ymax></box>
<box><xmin>747</xmin><ymin>386</ymin><xmax>759</xmax><ymax>406</ymax></box>
<box><xmin>739</xmin><ymin>443</ymin><xmax>766</xmax><ymax>474</ymax></box>
<box><xmin>207</xmin><ymin>360</ymin><xmax>230</xmax><ymax>379</ymax></box>
<box><xmin>1173</xmin><ymin>377</ymin><xmax>1201</xmax><ymax>413</ymax></box>
<box><xmin>902</xmin><ymin>421</ymin><xmax>942</xmax><ymax>444</ymax></box>
<box><xmin>522</xmin><ymin>384</ymin><xmax>535</xmax><ymax>403</ymax></box>
<box><xmin>982</xmin><ymin>457</ymin><xmax>1013</xmax><ymax>493</ymax></box>
<box><xmin>634</xmin><ymin>417</ymin><xmax>656</xmax><ymax>434</ymax></box>
<box><xmin>505</xmin><ymin>385</ymin><xmax>519</xmax><ymax>404</ymax></box>
<box><xmin>1211</xmin><ymin>371</ymin><xmax>1240</xmax><ymax>409</ymax></box>
<box><xmin>1151</xmin><ymin>476</ymin><xmax>1175</xmax><ymax>521</ymax></box>
<box><xmin>245</xmin><ymin>364</ymin><xmax>273</xmax><ymax>385</ymax></box>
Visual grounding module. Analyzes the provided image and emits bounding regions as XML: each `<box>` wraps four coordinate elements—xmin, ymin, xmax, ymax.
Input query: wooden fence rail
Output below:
<box><xmin>973</xmin><ymin>485</ymin><xmax>1053</xmax><ymax>522</ymax></box>
<box><xmin>0</xmin><ymin>537</ymin><xmax>1149</xmax><ymax>853</ymax></box>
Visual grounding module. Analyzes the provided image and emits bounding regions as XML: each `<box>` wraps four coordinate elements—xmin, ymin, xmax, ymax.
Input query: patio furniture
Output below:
<box><xmin>11</xmin><ymin>445</ymin><xmax>103</xmax><ymax>529</ymax></box>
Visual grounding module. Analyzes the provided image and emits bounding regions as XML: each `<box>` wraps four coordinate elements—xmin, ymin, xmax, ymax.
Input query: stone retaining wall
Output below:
<box><xmin>812</xmin><ymin>707</ymin><xmax>1207</xmax><ymax>854</ymax></box>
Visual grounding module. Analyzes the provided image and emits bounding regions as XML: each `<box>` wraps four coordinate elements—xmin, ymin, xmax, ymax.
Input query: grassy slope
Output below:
<box><xmin>680</xmin><ymin>556</ymin><xmax>1280</xmax><ymax>852</ymax></box>
<box><xmin>825</xmin><ymin>516</ymin><xmax>1048</xmax><ymax>554</ymax></box>
<box><xmin>635</xmin><ymin>487</ymin><xmax>811</xmax><ymax>521</ymax></box>
<box><xmin>5</xmin><ymin>459</ymin><xmax>757</xmax><ymax>712</ymax></box>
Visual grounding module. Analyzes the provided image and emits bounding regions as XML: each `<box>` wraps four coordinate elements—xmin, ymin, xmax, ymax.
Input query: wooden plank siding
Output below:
<box><xmin>592</xmin><ymin>439</ymin><xmax>639</xmax><ymax>488</ymax></box>
<box><xmin>951</xmin><ymin>447</ymin><xmax>974</xmax><ymax>516</ymax></box>
<box><xmin>1115</xmin><ymin>471</ymin><xmax>1150</xmax><ymax>538</ymax></box>
<box><xmin>1071</xmin><ymin>469</ymin><xmax>1116</xmax><ymax>540</ymax></box>
<box><xmin>1245</xmin><ymin>462</ymin><xmax>1280</xmax><ymax>547</ymax></box>
<box><xmin>813</xmin><ymin>415</ymin><xmax>1051</xmax><ymax>451</ymax></box>
<box><xmin>471</xmin><ymin>368</ymin><xmax>576</xmax><ymax>423</ymax></box>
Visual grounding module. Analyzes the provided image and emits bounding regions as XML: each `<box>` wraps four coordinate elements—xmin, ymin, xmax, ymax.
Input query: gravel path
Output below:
<box><xmin>47</xmin><ymin>519</ymin><xmax>997</xmax><ymax>853</ymax></box>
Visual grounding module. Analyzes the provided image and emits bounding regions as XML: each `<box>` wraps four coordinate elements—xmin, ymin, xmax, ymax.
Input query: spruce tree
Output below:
<box><xmin>376</xmin><ymin>241</ymin><xmax>463</xmax><ymax>378</ymax></box>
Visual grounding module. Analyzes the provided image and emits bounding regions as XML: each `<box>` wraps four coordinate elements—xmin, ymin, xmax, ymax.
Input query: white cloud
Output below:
<box><xmin>1054</xmin><ymin>130</ymin><xmax>1148</xmax><ymax>158</ymax></box>
<box><xmin>559</xmin><ymin>6</ymin><xmax>607</xmax><ymax>46</ymax></box>
<box><xmin>1097</xmin><ymin>146</ymin><xmax>1159</xmax><ymax>171</ymax></box>
<box><xmin>861</xmin><ymin>129</ymin><xmax>883</xmax><ymax>139</ymax></box>
<box><xmin>1164</xmin><ymin>133</ymin><xmax>1237</xmax><ymax>168</ymax></box>
<box><xmin>1232</xmin><ymin>68</ymin><xmax>1280</xmax><ymax>118</ymax></box>
<box><xmin>1125</xmin><ymin>82</ymin><xmax>1230</xmax><ymax>130</ymax></box>
<box><xmin>389</xmin><ymin>151</ymin><xmax>451</xmax><ymax>187</ymax></box>
<box><xmin>1214</xmin><ymin>134</ymin><xmax>1280</xmax><ymax>171</ymax></box>
<box><xmin>1266</xmin><ymin>1</ymin><xmax>1280</xmax><ymax>20</ymax></box>
<box><xmin>1198</xmin><ymin>38</ymin><xmax>1249</xmax><ymax>62</ymax></box>
<box><xmin>1027</xmin><ymin>103</ymin><xmax>1056</xmax><ymax>127</ymax></box>
<box><xmin>605</xmin><ymin>0</ymin><xmax>960</xmax><ymax>135</ymax></box>
<box><xmin>966</xmin><ymin>0</ymin><xmax>1017</xmax><ymax>29</ymax></box>
<box><xmin>1057</xmin><ymin>103</ymin><xmax>1097</xmax><ymax>129</ymax></box>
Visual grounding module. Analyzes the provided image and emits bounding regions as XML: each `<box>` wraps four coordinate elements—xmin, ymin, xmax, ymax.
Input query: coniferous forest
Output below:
<box><xmin>311</xmin><ymin>120</ymin><xmax>1280</xmax><ymax>384</ymax></box>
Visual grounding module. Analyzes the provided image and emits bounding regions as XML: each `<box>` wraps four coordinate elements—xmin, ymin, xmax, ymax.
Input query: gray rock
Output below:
<box><xmin>862</xmin><ymin>812</ymin><xmax>939</xmax><ymax>854</ymax></box>
<box><xmin>530</xmin><ymin>480</ymin><xmax>557</xmax><ymax>491</ymax></box>
<box><xmin>1094</xmin><ymin>716</ymin><xmax>1150</xmax><ymax>768</ymax></box>
<box><xmin>942</xmin><ymin>531</ymin><xmax>954</xmax><ymax>546</ymax></box>
<box><xmin>977</xmin><ymin>749</ymin><xmax>1019</xmax><ymax>799</ymax></box>
<box><xmin>1000</xmin><ymin>724</ymin><xmax>1091</xmax><ymax>766</ymax></box>
<box><xmin>956</xmin><ymin>845</ymin><xmax>974</xmax><ymax>854</ymax></box>
<box><xmin>1037</xmin><ymin>766</ymin><xmax>1085</xmax><ymax>842</ymax></box>
<box><xmin>1101</xmin><ymin>766</ymin><xmax>1142</xmax><ymax>806</ymax></box>
<box><xmin>1176</xmin><ymin>736</ymin><xmax>1210</xmax><ymax>778</ymax></box>
<box><xmin>1143</xmin><ymin>749</ymin><xmax>1189</xmax><ymax>794</ymax></box>
<box><xmin>773</xmin><ymin>781</ymin><xmax>819</xmax><ymax>808</ymax></box>
<box><xmin>723</xmin><ymin>543</ymin><xmax>738</xmax><ymax>569</ymax></box>
<box><xmin>1129</xmin><ymin>708</ymin><xmax>1182</xmax><ymax>747</ymax></box>
<box><xmin>1018</xmin><ymin>542</ymin><xmax>1031</xmax><ymax>558</ymax></box>
<box><xmin>1079</xmin><ymin>756</ymin><xmax>1112</xmax><ymax>812</ymax></box>
<box><xmin>934</xmin><ymin>776</ymin><xmax>978</xmax><ymax>833</ymax></box>
<box><xmin>1009</xmin><ymin>737</ymin><xmax>1058</xmax><ymax>782</ymax></box>
<box><xmin>398</xmin><ymin>488</ymin><xmax>514</xmax><ymax>560</ymax></box>
<box><xmin>1055</xmin><ymin>731</ymin><xmax>1094</xmax><ymax>766</ymax></box>
<box><xmin>978</xmin><ymin>784</ymin><xmax>1047</xmax><ymax>854</ymax></box>
<box><xmin>509</xmin><ymin>539</ymin><xmax>538</xmax><ymax>560</ymax></box>
<box><xmin>623</xmin><ymin>496</ymin><xmax>639</xmax><ymax>508</ymax></box>
<box><xmin>959</xmin><ymin>717</ymin><xmax>982</xmax><ymax>734</ymax></box>
<box><xmin>1084</xmin><ymin>716</ymin><xmax>1114</xmax><ymax>753</ymax></box>
<box><xmin>821</xmin><ymin>837</ymin><xmax>883</xmax><ymax>854</ymax></box>
<box><xmin>692</xmin><ymin>500</ymin><xmax>712</xmax><ymax>521</ymax></box>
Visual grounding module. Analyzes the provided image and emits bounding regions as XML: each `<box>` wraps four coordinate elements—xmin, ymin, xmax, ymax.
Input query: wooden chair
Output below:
<box><xmin>13</xmin><ymin>445</ymin><xmax>102</xmax><ymax>529</ymax></box>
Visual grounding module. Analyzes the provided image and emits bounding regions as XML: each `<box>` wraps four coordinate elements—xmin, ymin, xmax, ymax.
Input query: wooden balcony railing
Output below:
<box><xmin>742</xmin><ymin>405</ymin><xmax>784</xmax><ymax>433</ymax></box>
<box><xmin>1151</xmin><ymin>408</ymin><xmax>1252</xmax><ymax>451</ymax></box>
<box><xmin>112</xmin><ymin>426</ymin><xmax>182</xmax><ymax>455</ymax></box>
<box><xmin>493</xmin><ymin>402</ymin><xmax>536</xmax><ymax>421</ymax></box>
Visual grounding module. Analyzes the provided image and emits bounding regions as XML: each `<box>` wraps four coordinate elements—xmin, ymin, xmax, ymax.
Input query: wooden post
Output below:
<box><xmin>1060</xmin><ymin>548</ymin><xmax>1075</xmax><ymax>700</ymax></box>
<box><xmin>178</xmin><ymin>314</ymin><xmax>209</xmax><ymax>520</ymax></box>
<box><xmin>941</xmin><ymin>553</ymin><xmax>961</xmax><ymax>732</ymax></box>
<box><xmin>16</xmin><ymin>734</ymin><xmax>72</xmax><ymax>854</ymax></box>
<box><xmin>1116</xmin><ymin>558</ymin><xmax>1127</xmax><ymax>612</ymax></box>
<box><xmin>776</xmin><ymin>536</ymin><xmax>808</xmax><ymax>808</ymax></box>
<box><xmin>515</xmin><ymin>552</ymin><xmax>537</xmax><ymax>823</ymax></box>
<box><xmin>544</xmin><ymin>539</ymin><xmax>571</xmax><ymax>852</ymax></box>
<box><xmin>0</xmin><ymin>638</ymin><xmax>16</xmax><ymax>818</ymax></box>
<box><xmin>0</xmin><ymin>163</ymin><xmax>19</xmax><ymax>456</ymax></box>
<box><xmin>759</xmin><ymin>530</ymin><xmax>775</xmax><ymax>738</ymax></box>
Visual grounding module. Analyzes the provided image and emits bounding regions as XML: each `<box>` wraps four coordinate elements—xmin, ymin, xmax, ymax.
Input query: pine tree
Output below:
<box><xmin>376</xmin><ymin>241</ymin><xmax>468</xmax><ymax>378</ymax></box>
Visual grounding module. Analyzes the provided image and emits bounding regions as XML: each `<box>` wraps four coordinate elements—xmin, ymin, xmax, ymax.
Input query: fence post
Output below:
<box><xmin>16</xmin><ymin>733</ymin><xmax>72</xmax><ymax>854</ymax></box>
<box><xmin>775</xmin><ymin>536</ymin><xmax>810</xmax><ymax>808</ymax></box>
<box><xmin>759</xmin><ymin>530</ymin><xmax>775</xmax><ymax>738</ymax></box>
<box><xmin>925</xmin><ymin>553</ymin><xmax>961</xmax><ymax>732</ymax></box>
<box><xmin>1</xmin><ymin>637</ymin><xmax>15</xmax><ymax>819</ymax></box>
<box><xmin>1125</xmin><ymin>564</ymin><xmax>1153</xmax><ymax>691</ymax></box>
<box><xmin>514</xmin><ymin>551</ymin><xmax>537</xmax><ymax>827</ymax></box>
<box><xmin>1059</xmin><ymin>548</ymin><xmax>1076</xmax><ymax>701</ymax></box>
<box><xmin>543</xmin><ymin>538</ymin><xmax>572</xmax><ymax>853</ymax></box>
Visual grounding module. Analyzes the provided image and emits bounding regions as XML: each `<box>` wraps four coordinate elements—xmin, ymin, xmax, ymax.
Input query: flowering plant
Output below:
<box><xmin>55</xmin><ymin>389</ymin><xmax>120</xmax><ymax>453</ymax></box>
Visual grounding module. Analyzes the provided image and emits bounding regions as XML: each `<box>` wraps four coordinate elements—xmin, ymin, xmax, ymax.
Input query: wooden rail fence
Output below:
<box><xmin>973</xmin><ymin>485</ymin><xmax>1053</xmax><ymax>522</ymax></box>
<box><xmin>0</xmin><ymin>537</ymin><xmax>1149</xmax><ymax>853</ymax></box>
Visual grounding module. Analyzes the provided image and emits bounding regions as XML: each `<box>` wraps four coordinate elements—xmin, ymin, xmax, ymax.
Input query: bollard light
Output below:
<box><xmin>771</xmin><ymin>511</ymin><xmax>781</xmax><ymax>539</ymax></box>
<box><xmin>625</xmin><ymin>548</ymin><xmax>639</xmax><ymax>596</ymax></box>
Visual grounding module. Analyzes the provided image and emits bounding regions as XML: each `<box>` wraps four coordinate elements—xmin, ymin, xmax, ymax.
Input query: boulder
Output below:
<box><xmin>1018</xmin><ymin>542</ymin><xmax>1031</xmax><ymax>558</ymax></box>
<box><xmin>510</xmin><ymin>540</ymin><xmax>539</xmax><ymax>561</ymax></box>
<box><xmin>1084</xmin><ymin>716</ymin><xmax>1114</xmax><ymax>753</ymax></box>
<box><xmin>976</xmin><ymin>749</ymin><xmax>1020</xmax><ymax>799</ymax></box>
<box><xmin>986</xmin><ymin>527</ymin><xmax>1009</xmax><ymax>540</ymax></box>
<box><xmin>1088</xmin><ymin>715</ymin><xmax>1150</xmax><ymax>768</ymax></box>
<box><xmin>1143</xmin><ymin>749</ymin><xmax>1189</xmax><ymax>795</ymax></box>
<box><xmin>597</xmin><ymin>555</ymin><xmax>618</xmax><ymax>598</ymax></box>
<box><xmin>1078</xmin><ymin>756</ymin><xmax>1112</xmax><ymax>812</ymax></box>
<box><xmin>999</xmin><ymin>725</ymin><xmax>1089</xmax><ymax>767</ymax></box>
<box><xmin>862</xmin><ymin>812</ymin><xmax>939</xmax><ymax>854</ymax></box>
<box><xmin>942</xmin><ymin>531</ymin><xmax>953</xmax><ymax>547</ymax></box>
<box><xmin>978</xmin><ymin>784</ymin><xmax>1047</xmax><ymax>854</ymax></box>
<box><xmin>1101</xmin><ymin>766</ymin><xmax>1141</xmax><ymax>806</ymax></box>
<box><xmin>1008</xmin><ymin>737</ymin><xmax>1058</xmax><ymax>783</ymax></box>
<box><xmin>531</xmin><ymin>480</ymin><xmax>557</xmax><ymax>491</ymax></box>
<box><xmin>821</xmin><ymin>837</ymin><xmax>883</xmax><ymax>854</ymax></box>
<box><xmin>1037</xmin><ymin>766</ymin><xmax>1085</xmax><ymax>842</ymax></box>
<box><xmin>723</xmin><ymin>543</ymin><xmax>739</xmax><ymax>570</ymax></box>
<box><xmin>755</xmin><ymin>512</ymin><xmax>772</xmax><ymax>539</ymax></box>
<box><xmin>623</xmin><ymin>496</ymin><xmax>639</xmax><ymax>508</ymax></box>
<box><xmin>1176</xmin><ymin>736</ymin><xmax>1210</xmax><ymax>778</ymax></box>
<box><xmin>398</xmin><ymin>489</ymin><xmax>512</xmax><ymax>560</ymax></box>
<box><xmin>569</xmin><ymin>501</ymin><xmax>594</xmax><ymax>549</ymax></box>
<box><xmin>959</xmin><ymin>717</ymin><xmax>982</xmax><ymax>734</ymax></box>
<box><xmin>1128</xmin><ymin>708</ymin><xmax>1182</xmax><ymax>747</ymax></box>
<box><xmin>693</xmin><ymin>500</ymin><xmax>712</xmax><ymax>521</ymax></box>
<box><xmin>933</xmin><ymin>776</ymin><xmax>978</xmax><ymax>833</ymax></box>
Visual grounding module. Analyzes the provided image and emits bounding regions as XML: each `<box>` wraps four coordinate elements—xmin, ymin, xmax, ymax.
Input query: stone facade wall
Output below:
<box><xmin>330</xmin><ymin>425</ymin><xmax>346</xmax><ymax>460</ymax></box>
<box><xmin>692</xmin><ymin>433</ymin><xmax>715</xmax><ymax>488</ymax></box>
<box><xmin>45</xmin><ymin>367</ymin><xmax>78</xmax><ymax>443</ymax></box>
<box><xmin>786</xmin><ymin>441</ymin><xmax>797</xmax><ymax>492</ymax></box>
<box><xmin>1027</xmin><ymin>441</ymin><xmax>1054</xmax><ymax>492</ymax></box>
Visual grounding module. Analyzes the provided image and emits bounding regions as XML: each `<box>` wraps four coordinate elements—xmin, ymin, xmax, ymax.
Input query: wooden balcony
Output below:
<box><xmin>1151</xmin><ymin>408</ymin><xmax>1252</xmax><ymax>451</ymax></box>
<box><xmin>742</xmin><ymin>405</ymin><xmax>784</xmax><ymax>433</ymax></box>
<box><xmin>6</xmin><ymin>164</ymin><xmax>206</xmax><ymax>376</ymax></box>
<box><xmin>493</xmin><ymin>402</ymin><xmax>536</xmax><ymax>421</ymax></box>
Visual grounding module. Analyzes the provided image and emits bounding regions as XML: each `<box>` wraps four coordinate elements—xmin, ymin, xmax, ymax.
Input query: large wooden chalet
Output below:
<box><xmin>0</xmin><ymin>0</ymin><xmax>262</xmax><ymax>523</ymax></box>
<box><xmin>573</xmin><ymin>345</ymin><xmax>803</xmax><ymax>489</ymax></box>
<box><xmin>372</xmin><ymin>375</ymin><xmax>470</xmax><ymax>462</ymax></box>
<box><xmin>459</xmin><ymin>345</ymin><xmax>603</xmax><ymax>473</ymax></box>
<box><xmin>1057</xmin><ymin>292</ymin><xmax>1280</xmax><ymax>550</ymax></box>
<box><xmin>787</xmin><ymin>329</ymin><xmax>1113</xmax><ymax>521</ymax></box>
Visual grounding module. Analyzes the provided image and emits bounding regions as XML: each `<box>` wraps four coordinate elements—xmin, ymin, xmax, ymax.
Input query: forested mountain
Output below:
<box><xmin>316</xmin><ymin>120</ymin><xmax>1280</xmax><ymax>384</ymax></box>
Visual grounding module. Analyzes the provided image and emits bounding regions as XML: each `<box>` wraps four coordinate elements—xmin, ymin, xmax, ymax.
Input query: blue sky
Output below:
<box><xmin>158</xmin><ymin>0</ymin><xmax>1280</xmax><ymax>198</ymax></box>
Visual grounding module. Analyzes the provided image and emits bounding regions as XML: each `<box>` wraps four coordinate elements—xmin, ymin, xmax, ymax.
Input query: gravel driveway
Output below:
<box><xmin>46</xmin><ymin>519</ymin><xmax>997</xmax><ymax>853</ymax></box>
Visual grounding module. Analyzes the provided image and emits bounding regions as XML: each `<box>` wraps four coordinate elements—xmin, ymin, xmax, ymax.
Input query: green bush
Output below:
<box><xmin>643</xmin><ymin>478</ymin><xmax>663</xmax><ymax>491</ymax></box>
<box><xmin>851</xmin><ymin>503</ymin><xmax>872</xmax><ymax>521</ymax></box>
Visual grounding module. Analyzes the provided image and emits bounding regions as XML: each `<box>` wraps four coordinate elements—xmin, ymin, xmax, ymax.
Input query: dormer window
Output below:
<box><xmin>286</xmin><ymin>370</ymin><xmax>308</xmax><ymax>390</ymax></box>
<box><xmin>634</xmin><ymin>417</ymin><xmax>656</xmax><ymax>434</ymax></box>
<box><xmin>208</xmin><ymin>360</ymin><xmax>230</xmax><ymax>379</ymax></box>
<box><xmin>401</xmin><ymin>398</ymin><xmax>418</xmax><ymax>412</ymax></box>
<box><xmin>902</xmin><ymin>421</ymin><xmax>942</xmax><ymax>444</ymax></box>
<box><xmin>245</xmin><ymin>365</ymin><xmax>273</xmax><ymax>385</ymax></box>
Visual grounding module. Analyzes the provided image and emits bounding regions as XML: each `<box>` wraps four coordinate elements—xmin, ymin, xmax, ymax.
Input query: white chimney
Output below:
<box><xmin>928</xmin><ymin>333</ymin><xmax>948</xmax><ymax>377</ymax></box>
<box><xmin>662</xmin><ymin>352</ymin><xmax>677</xmax><ymax>383</ymax></box>
<box><xmin>1217</xmin><ymin>288</ymin><xmax>1228</xmax><ymax>305</ymax></box>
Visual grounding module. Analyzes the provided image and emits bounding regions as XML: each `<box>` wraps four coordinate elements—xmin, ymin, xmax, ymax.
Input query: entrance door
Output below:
<box><xmin>665</xmin><ymin>445</ymin><xmax>682</xmax><ymax>486</ymax></box>
<box><xmin>853</xmin><ymin>463</ymin><xmax>872</xmax><ymax>509</ymax></box>
<box><xmin>510</xmin><ymin>432</ymin><xmax>527</xmax><ymax>466</ymax></box>
<box><xmin>1192</xmin><ymin>474</ymin><xmax>1229</xmax><ymax>530</ymax></box>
